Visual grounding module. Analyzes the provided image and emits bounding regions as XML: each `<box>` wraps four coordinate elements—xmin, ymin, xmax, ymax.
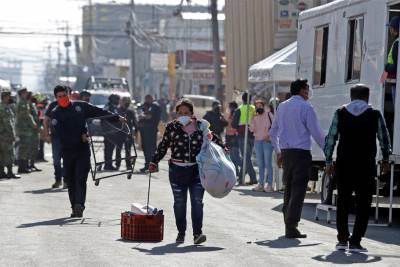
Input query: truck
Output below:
<box><xmin>297</xmin><ymin>0</ymin><xmax>400</xmax><ymax>224</ymax></box>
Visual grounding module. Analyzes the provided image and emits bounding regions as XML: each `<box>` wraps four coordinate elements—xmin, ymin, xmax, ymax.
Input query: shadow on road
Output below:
<box><xmin>24</xmin><ymin>188</ymin><xmax>66</xmax><ymax>194</ymax></box>
<box><xmin>16</xmin><ymin>217</ymin><xmax>81</xmax><ymax>228</ymax></box>
<box><xmin>271</xmin><ymin>202</ymin><xmax>400</xmax><ymax>246</ymax></box>
<box><xmin>255</xmin><ymin>236</ymin><xmax>321</xmax><ymax>249</ymax></box>
<box><xmin>312</xmin><ymin>251</ymin><xmax>382</xmax><ymax>264</ymax></box>
<box><xmin>131</xmin><ymin>243</ymin><xmax>224</xmax><ymax>255</ymax></box>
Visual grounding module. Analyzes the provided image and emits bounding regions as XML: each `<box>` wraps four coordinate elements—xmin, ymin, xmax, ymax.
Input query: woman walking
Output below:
<box><xmin>149</xmin><ymin>99</ymin><xmax>224</xmax><ymax>244</ymax></box>
<box><xmin>250</xmin><ymin>99</ymin><xmax>274</xmax><ymax>192</ymax></box>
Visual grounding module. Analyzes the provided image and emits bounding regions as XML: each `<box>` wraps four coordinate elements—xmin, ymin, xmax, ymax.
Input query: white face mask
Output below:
<box><xmin>177</xmin><ymin>115</ymin><xmax>192</xmax><ymax>126</ymax></box>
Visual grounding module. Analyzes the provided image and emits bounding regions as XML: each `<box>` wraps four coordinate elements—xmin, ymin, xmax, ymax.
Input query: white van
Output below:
<box><xmin>298</xmin><ymin>0</ymin><xmax>400</xmax><ymax>161</ymax></box>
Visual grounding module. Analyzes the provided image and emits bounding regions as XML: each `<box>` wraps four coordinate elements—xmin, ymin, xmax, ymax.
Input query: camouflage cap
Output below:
<box><xmin>1</xmin><ymin>90</ymin><xmax>11</xmax><ymax>98</ymax></box>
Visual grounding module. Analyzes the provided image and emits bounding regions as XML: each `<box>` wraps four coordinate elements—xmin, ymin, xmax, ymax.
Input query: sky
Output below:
<box><xmin>0</xmin><ymin>0</ymin><xmax>223</xmax><ymax>90</ymax></box>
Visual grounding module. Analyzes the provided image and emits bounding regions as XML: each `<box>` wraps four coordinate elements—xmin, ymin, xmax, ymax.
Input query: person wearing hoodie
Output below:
<box><xmin>324</xmin><ymin>84</ymin><xmax>391</xmax><ymax>253</ymax></box>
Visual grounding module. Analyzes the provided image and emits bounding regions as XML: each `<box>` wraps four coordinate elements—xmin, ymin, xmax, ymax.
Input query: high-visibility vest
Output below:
<box><xmin>388</xmin><ymin>38</ymin><xmax>400</xmax><ymax>64</ymax></box>
<box><xmin>238</xmin><ymin>104</ymin><xmax>255</xmax><ymax>126</ymax></box>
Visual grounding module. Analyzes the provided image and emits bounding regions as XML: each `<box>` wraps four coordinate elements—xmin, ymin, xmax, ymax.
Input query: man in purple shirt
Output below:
<box><xmin>270</xmin><ymin>79</ymin><xmax>325</xmax><ymax>238</ymax></box>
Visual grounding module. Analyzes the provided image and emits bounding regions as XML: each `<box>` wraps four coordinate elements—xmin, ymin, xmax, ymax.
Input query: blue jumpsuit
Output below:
<box><xmin>51</xmin><ymin>101</ymin><xmax>116</xmax><ymax>208</ymax></box>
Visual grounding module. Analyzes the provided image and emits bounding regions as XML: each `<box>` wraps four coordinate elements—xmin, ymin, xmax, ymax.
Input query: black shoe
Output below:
<box><xmin>194</xmin><ymin>234</ymin><xmax>207</xmax><ymax>245</ymax></box>
<box><xmin>139</xmin><ymin>167</ymin><xmax>148</xmax><ymax>173</ymax></box>
<box><xmin>71</xmin><ymin>204</ymin><xmax>84</xmax><ymax>218</ymax></box>
<box><xmin>0</xmin><ymin>172</ymin><xmax>7</xmax><ymax>179</ymax></box>
<box><xmin>348</xmin><ymin>242</ymin><xmax>367</xmax><ymax>253</ymax></box>
<box><xmin>17</xmin><ymin>168</ymin><xmax>31</xmax><ymax>174</ymax></box>
<box><xmin>52</xmin><ymin>181</ymin><xmax>62</xmax><ymax>189</ymax></box>
<box><xmin>104</xmin><ymin>166</ymin><xmax>117</xmax><ymax>171</ymax></box>
<box><xmin>176</xmin><ymin>233</ymin><xmax>185</xmax><ymax>243</ymax></box>
<box><xmin>335</xmin><ymin>241</ymin><xmax>348</xmax><ymax>251</ymax></box>
<box><xmin>62</xmin><ymin>182</ymin><xmax>68</xmax><ymax>189</ymax></box>
<box><xmin>245</xmin><ymin>181</ymin><xmax>257</xmax><ymax>185</ymax></box>
<box><xmin>7</xmin><ymin>172</ymin><xmax>21</xmax><ymax>179</ymax></box>
<box><xmin>30</xmin><ymin>166</ymin><xmax>42</xmax><ymax>172</ymax></box>
<box><xmin>285</xmin><ymin>228</ymin><xmax>307</xmax><ymax>239</ymax></box>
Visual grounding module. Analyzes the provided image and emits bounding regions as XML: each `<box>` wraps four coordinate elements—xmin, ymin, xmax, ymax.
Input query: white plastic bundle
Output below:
<box><xmin>196</xmin><ymin>120</ymin><xmax>236</xmax><ymax>198</ymax></box>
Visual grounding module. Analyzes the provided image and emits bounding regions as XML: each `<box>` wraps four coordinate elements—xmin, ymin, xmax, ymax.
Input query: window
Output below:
<box><xmin>313</xmin><ymin>25</ymin><xmax>329</xmax><ymax>87</ymax></box>
<box><xmin>346</xmin><ymin>16</ymin><xmax>364</xmax><ymax>82</ymax></box>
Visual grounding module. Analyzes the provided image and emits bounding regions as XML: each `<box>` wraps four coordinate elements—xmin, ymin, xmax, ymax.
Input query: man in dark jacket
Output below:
<box><xmin>116</xmin><ymin>96</ymin><xmax>138</xmax><ymax>170</ymax></box>
<box><xmin>51</xmin><ymin>85</ymin><xmax>121</xmax><ymax>217</ymax></box>
<box><xmin>324</xmin><ymin>84</ymin><xmax>391</xmax><ymax>252</ymax></box>
<box><xmin>103</xmin><ymin>94</ymin><xmax>120</xmax><ymax>170</ymax></box>
<box><xmin>203</xmin><ymin>100</ymin><xmax>228</xmax><ymax>138</ymax></box>
<box><xmin>138</xmin><ymin>95</ymin><xmax>161</xmax><ymax>173</ymax></box>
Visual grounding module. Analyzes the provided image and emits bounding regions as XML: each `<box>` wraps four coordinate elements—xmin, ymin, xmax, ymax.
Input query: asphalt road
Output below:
<box><xmin>1</xmin><ymin>149</ymin><xmax>399</xmax><ymax>267</ymax></box>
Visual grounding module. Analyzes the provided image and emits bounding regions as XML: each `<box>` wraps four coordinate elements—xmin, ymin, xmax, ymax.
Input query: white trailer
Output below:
<box><xmin>297</xmin><ymin>0</ymin><xmax>400</xmax><ymax>225</ymax></box>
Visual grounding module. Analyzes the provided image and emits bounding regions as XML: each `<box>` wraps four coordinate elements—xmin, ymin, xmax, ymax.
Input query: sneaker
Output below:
<box><xmin>252</xmin><ymin>184</ymin><xmax>264</xmax><ymax>192</ymax></box>
<box><xmin>264</xmin><ymin>184</ymin><xmax>273</xmax><ymax>192</ymax></box>
<box><xmin>335</xmin><ymin>241</ymin><xmax>348</xmax><ymax>251</ymax></box>
<box><xmin>348</xmin><ymin>243</ymin><xmax>368</xmax><ymax>253</ymax></box>
<box><xmin>194</xmin><ymin>234</ymin><xmax>207</xmax><ymax>245</ymax></box>
<box><xmin>52</xmin><ymin>181</ymin><xmax>62</xmax><ymax>189</ymax></box>
<box><xmin>176</xmin><ymin>233</ymin><xmax>185</xmax><ymax>244</ymax></box>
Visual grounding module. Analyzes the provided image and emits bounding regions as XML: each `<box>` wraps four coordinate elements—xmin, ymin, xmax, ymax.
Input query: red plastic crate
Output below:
<box><xmin>121</xmin><ymin>212</ymin><xmax>164</xmax><ymax>241</ymax></box>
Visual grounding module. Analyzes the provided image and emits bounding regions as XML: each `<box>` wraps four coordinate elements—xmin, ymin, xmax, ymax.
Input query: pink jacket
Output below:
<box><xmin>250</xmin><ymin>112</ymin><xmax>274</xmax><ymax>141</ymax></box>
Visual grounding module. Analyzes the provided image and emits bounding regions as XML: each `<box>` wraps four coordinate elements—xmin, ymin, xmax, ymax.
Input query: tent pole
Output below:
<box><xmin>273</xmin><ymin>82</ymin><xmax>277</xmax><ymax>112</ymax></box>
<box><xmin>241</xmin><ymin>91</ymin><xmax>251</xmax><ymax>184</ymax></box>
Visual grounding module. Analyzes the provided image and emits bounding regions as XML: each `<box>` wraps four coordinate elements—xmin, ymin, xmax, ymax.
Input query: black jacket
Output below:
<box><xmin>203</xmin><ymin>110</ymin><xmax>228</xmax><ymax>136</ymax></box>
<box><xmin>51</xmin><ymin>101</ymin><xmax>116</xmax><ymax>152</ymax></box>
<box><xmin>139</xmin><ymin>102</ymin><xmax>161</xmax><ymax>130</ymax></box>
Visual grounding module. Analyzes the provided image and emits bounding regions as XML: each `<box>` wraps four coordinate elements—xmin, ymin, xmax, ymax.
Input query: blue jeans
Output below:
<box><xmin>226</xmin><ymin>135</ymin><xmax>242</xmax><ymax>175</ymax></box>
<box><xmin>51</xmin><ymin>136</ymin><xmax>64</xmax><ymax>182</ymax></box>
<box><xmin>254</xmin><ymin>140</ymin><xmax>273</xmax><ymax>186</ymax></box>
<box><xmin>238</xmin><ymin>135</ymin><xmax>257</xmax><ymax>183</ymax></box>
<box><xmin>169</xmin><ymin>163</ymin><xmax>205</xmax><ymax>236</ymax></box>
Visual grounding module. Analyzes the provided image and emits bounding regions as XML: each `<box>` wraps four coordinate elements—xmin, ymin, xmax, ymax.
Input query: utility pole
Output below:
<box><xmin>64</xmin><ymin>21</ymin><xmax>72</xmax><ymax>86</ymax></box>
<box><xmin>127</xmin><ymin>0</ymin><xmax>136</xmax><ymax>100</ymax></box>
<box><xmin>88</xmin><ymin>0</ymin><xmax>94</xmax><ymax>75</ymax></box>
<box><xmin>210</xmin><ymin>0</ymin><xmax>223</xmax><ymax>104</ymax></box>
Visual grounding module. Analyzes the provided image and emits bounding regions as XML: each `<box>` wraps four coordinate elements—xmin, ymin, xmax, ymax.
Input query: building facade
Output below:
<box><xmin>224</xmin><ymin>0</ymin><xmax>332</xmax><ymax>102</ymax></box>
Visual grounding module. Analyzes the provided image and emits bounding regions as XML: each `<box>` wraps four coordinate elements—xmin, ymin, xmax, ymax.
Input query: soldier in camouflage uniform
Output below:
<box><xmin>0</xmin><ymin>91</ymin><xmax>20</xmax><ymax>179</ymax></box>
<box><xmin>26</xmin><ymin>92</ymin><xmax>42</xmax><ymax>172</ymax></box>
<box><xmin>15</xmin><ymin>88</ymin><xmax>38</xmax><ymax>174</ymax></box>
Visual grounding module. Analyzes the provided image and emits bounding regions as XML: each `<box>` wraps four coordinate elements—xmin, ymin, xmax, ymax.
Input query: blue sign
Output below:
<box><xmin>280</xmin><ymin>10</ymin><xmax>289</xmax><ymax>17</ymax></box>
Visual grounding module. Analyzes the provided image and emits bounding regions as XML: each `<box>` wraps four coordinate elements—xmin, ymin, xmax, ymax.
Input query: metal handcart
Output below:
<box><xmin>86</xmin><ymin>114</ymin><xmax>137</xmax><ymax>186</ymax></box>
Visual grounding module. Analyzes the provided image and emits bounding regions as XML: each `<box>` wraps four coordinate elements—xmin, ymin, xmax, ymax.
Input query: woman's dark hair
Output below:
<box><xmin>290</xmin><ymin>79</ymin><xmax>308</xmax><ymax>95</ymax></box>
<box><xmin>53</xmin><ymin>85</ymin><xmax>71</xmax><ymax>96</ymax></box>
<box><xmin>228</xmin><ymin>101</ymin><xmax>238</xmax><ymax>110</ymax></box>
<box><xmin>175</xmin><ymin>98</ymin><xmax>194</xmax><ymax>114</ymax></box>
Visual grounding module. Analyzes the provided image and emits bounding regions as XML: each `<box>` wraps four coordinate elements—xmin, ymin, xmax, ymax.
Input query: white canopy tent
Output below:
<box><xmin>239</xmin><ymin>42</ymin><xmax>297</xmax><ymax>188</ymax></box>
<box><xmin>248</xmin><ymin>41</ymin><xmax>297</xmax><ymax>84</ymax></box>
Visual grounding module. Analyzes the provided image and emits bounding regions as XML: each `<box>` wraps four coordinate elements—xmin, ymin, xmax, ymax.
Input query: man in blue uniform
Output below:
<box><xmin>50</xmin><ymin>85</ymin><xmax>122</xmax><ymax>217</ymax></box>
